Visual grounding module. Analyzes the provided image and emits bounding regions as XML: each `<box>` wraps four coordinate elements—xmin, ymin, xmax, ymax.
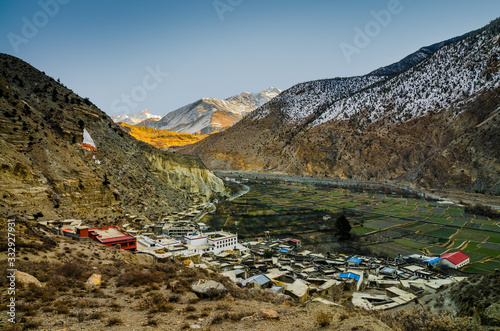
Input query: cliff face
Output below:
<box><xmin>0</xmin><ymin>54</ymin><xmax>226</xmax><ymax>223</ymax></box>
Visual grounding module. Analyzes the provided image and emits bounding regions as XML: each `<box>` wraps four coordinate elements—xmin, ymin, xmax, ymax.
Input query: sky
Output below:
<box><xmin>1</xmin><ymin>0</ymin><xmax>499</xmax><ymax>117</ymax></box>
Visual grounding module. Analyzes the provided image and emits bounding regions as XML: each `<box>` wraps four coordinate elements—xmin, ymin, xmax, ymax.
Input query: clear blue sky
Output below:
<box><xmin>1</xmin><ymin>0</ymin><xmax>499</xmax><ymax>116</ymax></box>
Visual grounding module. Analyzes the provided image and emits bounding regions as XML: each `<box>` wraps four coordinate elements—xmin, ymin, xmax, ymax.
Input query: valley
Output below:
<box><xmin>1</xmin><ymin>4</ymin><xmax>499</xmax><ymax>330</ymax></box>
<box><xmin>205</xmin><ymin>173</ymin><xmax>500</xmax><ymax>274</ymax></box>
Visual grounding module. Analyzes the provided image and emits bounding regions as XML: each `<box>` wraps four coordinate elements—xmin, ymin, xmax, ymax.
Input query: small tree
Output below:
<box><xmin>335</xmin><ymin>215</ymin><xmax>351</xmax><ymax>241</ymax></box>
<box><xmin>264</xmin><ymin>249</ymin><xmax>275</xmax><ymax>258</ymax></box>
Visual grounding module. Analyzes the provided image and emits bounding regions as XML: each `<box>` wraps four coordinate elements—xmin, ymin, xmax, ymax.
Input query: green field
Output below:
<box><xmin>209</xmin><ymin>175</ymin><xmax>500</xmax><ymax>273</ymax></box>
<box><xmin>425</xmin><ymin>227</ymin><xmax>457</xmax><ymax>239</ymax></box>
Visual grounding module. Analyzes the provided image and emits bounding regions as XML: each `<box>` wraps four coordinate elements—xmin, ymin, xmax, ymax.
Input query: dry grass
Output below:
<box><xmin>107</xmin><ymin>317</ymin><xmax>124</xmax><ymax>326</ymax></box>
<box><xmin>316</xmin><ymin>311</ymin><xmax>334</xmax><ymax>327</ymax></box>
<box><xmin>139</xmin><ymin>292</ymin><xmax>174</xmax><ymax>313</ymax></box>
<box><xmin>372</xmin><ymin>306</ymin><xmax>480</xmax><ymax>331</ymax></box>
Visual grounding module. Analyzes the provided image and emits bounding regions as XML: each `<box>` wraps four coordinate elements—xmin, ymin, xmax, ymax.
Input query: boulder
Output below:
<box><xmin>260</xmin><ymin>309</ymin><xmax>279</xmax><ymax>319</ymax></box>
<box><xmin>191</xmin><ymin>279</ymin><xmax>227</xmax><ymax>298</ymax></box>
<box><xmin>15</xmin><ymin>271</ymin><xmax>42</xmax><ymax>287</ymax></box>
<box><xmin>85</xmin><ymin>273</ymin><xmax>102</xmax><ymax>286</ymax></box>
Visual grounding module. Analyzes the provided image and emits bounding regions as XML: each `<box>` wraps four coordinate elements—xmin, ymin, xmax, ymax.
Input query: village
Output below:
<box><xmin>39</xmin><ymin>193</ymin><xmax>472</xmax><ymax>312</ymax></box>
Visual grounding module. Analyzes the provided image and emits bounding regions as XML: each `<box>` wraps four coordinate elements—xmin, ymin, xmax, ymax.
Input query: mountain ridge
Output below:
<box><xmin>145</xmin><ymin>87</ymin><xmax>281</xmax><ymax>134</ymax></box>
<box><xmin>111</xmin><ymin>109</ymin><xmax>161</xmax><ymax>125</ymax></box>
<box><xmin>0</xmin><ymin>53</ymin><xmax>226</xmax><ymax>222</ymax></box>
<box><xmin>178</xmin><ymin>18</ymin><xmax>500</xmax><ymax>195</ymax></box>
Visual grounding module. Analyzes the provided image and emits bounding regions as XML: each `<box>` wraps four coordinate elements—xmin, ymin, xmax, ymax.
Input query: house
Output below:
<box><xmin>379</xmin><ymin>267</ymin><xmax>398</xmax><ymax>278</ymax></box>
<box><xmin>282</xmin><ymin>238</ymin><xmax>301</xmax><ymax>249</ymax></box>
<box><xmin>440</xmin><ymin>251</ymin><xmax>470</xmax><ymax>269</ymax></box>
<box><xmin>77</xmin><ymin>226</ymin><xmax>136</xmax><ymax>251</ymax></box>
<box><xmin>183</xmin><ymin>231</ymin><xmax>239</xmax><ymax>255</ymax></box>
<box><xmin>316</xmin><ymin>279</ymin><xmax>342</xmax><ymax>298</ymax></box>
<box><xmin>338</xmin><ymin>271</ymin><xmax>364</xmax><ymax>291</ymax></box>
<box><xmin>241</xmin><ymin>274</ymin><xmax>272</xmax><ymax>289</ymax></box>
<box><xmin>423</xmin><ymin>256</ymin><xmax>442</xmax><ymax>267</ymax></box>
<box><xmin>286</xmin><ymin>279</ymin><xmax>309</xmax><ymax>302</ymax></box>
<box><xmin>347</xmin><ymin>257</ymin><xmax>362</xmax><ymax>267</ymax></box>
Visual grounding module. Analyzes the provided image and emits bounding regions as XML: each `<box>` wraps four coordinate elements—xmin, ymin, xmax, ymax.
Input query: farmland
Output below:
<box><xmin>203</xmin><ymin>174</ymin><xmax>500</xmax><ymax>273</ymax></box>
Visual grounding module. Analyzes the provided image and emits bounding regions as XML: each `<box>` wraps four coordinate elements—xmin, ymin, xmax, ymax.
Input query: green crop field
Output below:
<box><xmin>454</xmin><ymin>229</ymin><xmax>490</xmax><ymax>242</ymax></box>
<box><xmin>212</xmin><ymin>176</ymin><xmax>500</xmax><ymax>273</ymax></box>
<box><xmin>352</xmin><ymin>226</ymin><xmax>376</xmax><ymax>235</ymax></box>
<box><xmin>425</xmin><ymin>227</ymin><xmax>457</xmax><ymax>239</ymax></box>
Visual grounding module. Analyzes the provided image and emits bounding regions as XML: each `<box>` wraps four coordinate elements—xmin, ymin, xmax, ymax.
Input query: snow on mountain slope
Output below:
<box><xmin>313</xmin><ymin>27</ymin><xmax>500</xmax><ymax>128</ymax></box>
<box><xmin>249</xmin><ymin>77</ymin><xmax>384</xmax><ymax>124</ymax></box>
<box><xmin>178</xmin><ymin>18</ymin><xmax>500</xmax><ymax>195</ymax></box>
<box><xmin>150</xmin><ymin>87</ymin><xmax>280</xmax><ymax>134</ymax></box>
<box><xmin>111</xmin><ymin>109</ymin><xmax>161</xmax><ymax>125</ymax></box>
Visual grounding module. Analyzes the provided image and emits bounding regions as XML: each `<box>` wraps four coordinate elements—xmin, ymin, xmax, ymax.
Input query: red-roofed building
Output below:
<box><xmin>440</xmin><ymin>251</ymin><xmax>470</xmax><ymax>269</ymax></box>
<box><xmin>77</xmin><ymin>226</ymin><xmax>136</xmax><ymax>251</ymax></box>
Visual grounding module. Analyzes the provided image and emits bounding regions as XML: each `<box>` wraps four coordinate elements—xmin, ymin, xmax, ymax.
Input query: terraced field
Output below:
<box><xmin>204</xmin><ymin>177</ymin><xmax>500</xmax><ymax>273</ymax></box>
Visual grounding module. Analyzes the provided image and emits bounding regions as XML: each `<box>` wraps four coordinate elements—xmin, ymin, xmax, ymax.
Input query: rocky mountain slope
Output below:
<box><xmin>147</xmin><ymin>87</ymin><xmax>281</xmax><ymax>134</ymax></box>
<box><xmin>179</xmin><ymin>18</ymin><xmax>500</xmax><ymax>195</ymax></box>
<box><xmin>369</xmin><ymin>34</ymin><xmax>467</xmax><ymax>76</ymax></box>
<box><xmin>0</xmin><ymin>54</ymin><xmax>226</xmax><ymax>223</ymax></box>
<box><xmin>111</xmin><ymin>109</ymin><xmax>161</xmax><ymax>125</ymax></box>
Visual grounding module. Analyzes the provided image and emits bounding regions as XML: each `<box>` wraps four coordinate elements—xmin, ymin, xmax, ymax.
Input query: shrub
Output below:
<box><xmin>88</xmin><ymin>312</ymin><xmax>104</xmax><ymax>320</ymax></box>
<box><xmin>316</xmin><ymin>311</ymin><xmax>333</xmax><ymax>327</ymax></box>
<box><xmin>116</xmin><ymin>270</ymin><xmax>164</xmax><ymax>287</ymax></box>
<box><xmin>210</xmin><ymin>313</ymin><xmax>225</xmax><ymax>325</ymax></box>
<box><xmin>109</xmin><ymin>301</ymin><xmax>122</xmax><ymax>312</ymax></box>
<box><xmin>53</xmin><ymin>300</ymin><xmax>72</xmax><ymax>315</ymax></box>
<box><xmin>77</xmin><ymin>310</ymin><xmax>86</xmax><ymax>323</ymax></box>
<box><xmin>107</xmin><ymin>317</ymin><xmax>123</xmax><ymax>326</ymax></box>
<box><xmin>464</xmin><ymin>203</ymin><xmax>500</xmax><ymax>218</ymax></box>
<box><xmin>139</xmin><ymin>292</ymin><xmax>173</xmax><ymax>313</ymax></box>
<box><xmin>22</xmin><ymin>319</ymin><xmax>41</xmax><ymax>329</ymax></box>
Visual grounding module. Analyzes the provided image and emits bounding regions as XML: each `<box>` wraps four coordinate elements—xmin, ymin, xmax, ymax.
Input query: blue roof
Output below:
<box><xmin>278</xmin><ymin>248</ymin><xmax>288</xmax><ymax>253</ymax></box>
<box><xmin>241</xmin><ymin>274</ymin><xmax>271</xmax><ymax>286</ymax></box>
<box><xmin>339</xmin><ymin>272</ymin><xmax>360</xmax><ymax>281</ymax></box>
<box><xmin>423</xmin><ymin>257</ymin><xmax>441</xmax><ymax>264</ymax></box>
<box><xmin>348</xmin><ymin>257</ymin><xmax>362</xmax><ymax>264</ymax></box>
<box><xmin>233</xmin><ymin>269</ymin><xmax>245</xmax><ymax>275</ymax></box>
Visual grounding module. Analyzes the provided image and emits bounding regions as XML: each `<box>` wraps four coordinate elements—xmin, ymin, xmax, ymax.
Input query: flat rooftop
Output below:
<box><xmin>92</xmin><ymin>227</ymin><xmax>133</xmax><ymax>240</ymax></box>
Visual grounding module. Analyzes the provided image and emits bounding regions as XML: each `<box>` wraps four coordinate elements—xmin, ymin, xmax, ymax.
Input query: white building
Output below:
<box><xmin>184</xmin><ymin>231</ymin><xmax>239</xmax><ymax>255</ymax></box>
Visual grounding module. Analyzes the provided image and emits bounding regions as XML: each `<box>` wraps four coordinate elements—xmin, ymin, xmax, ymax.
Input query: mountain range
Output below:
<box><xmin>0</xmin><ymin>54</ymin><xmax>225</xmax><ymax>222</ymax></box>
<box><xmin>129</xmin><ymin>87</ymin><xmax>281</xmax><ymax>134</ymax></box>
<box><xmin>179</xmin><ymin>18</ymin><xmax>500</xmax><ymax>195</ymax></box>
<box><xmin>111</xmin><ymin>109</ymin><xmax>161</xmax><ymax>126</ymax></box>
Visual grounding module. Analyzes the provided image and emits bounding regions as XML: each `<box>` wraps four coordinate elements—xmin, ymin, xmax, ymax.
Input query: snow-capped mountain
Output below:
<box><xmin>147</xmin><ymin>87</ymin><xmax>281</xmax><ymax>134</ymax></box>
<box><xmin>179</xmin><ymin>18</ymin><xmax>500</xmax><ymax>195</ymax></box>
<box><xmin>111</xmin><ymin>109</ymin><xmax>161</xmax><ymax>125</ymax></box>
